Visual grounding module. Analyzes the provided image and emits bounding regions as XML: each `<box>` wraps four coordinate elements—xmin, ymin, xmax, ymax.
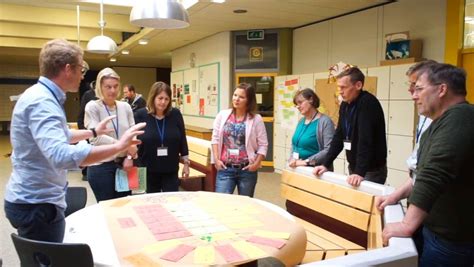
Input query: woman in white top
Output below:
<box><xmin>85</xmin><ymin>68</ymin><xmax>137</xmax><ymax>201</ymax></box>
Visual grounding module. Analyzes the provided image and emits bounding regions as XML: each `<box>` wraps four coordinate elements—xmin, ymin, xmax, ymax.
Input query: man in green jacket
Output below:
<box><xmin>382</xmin><ymin>63</ymin><xmax>474</xmax><ymax>266</ymax></box>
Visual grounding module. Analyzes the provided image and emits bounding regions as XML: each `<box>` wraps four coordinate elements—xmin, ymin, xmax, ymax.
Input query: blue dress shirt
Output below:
<box><xmin>5</xmin><ymin>76</ymin><xmax>92</xmax><ymax>209</ymax></box>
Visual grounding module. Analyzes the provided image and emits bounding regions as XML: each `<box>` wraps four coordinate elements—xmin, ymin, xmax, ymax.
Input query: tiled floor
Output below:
<box><xmin>0</xmin><ymin>135</ymin><xmax>285</xmax><ymax>266</ymax></box>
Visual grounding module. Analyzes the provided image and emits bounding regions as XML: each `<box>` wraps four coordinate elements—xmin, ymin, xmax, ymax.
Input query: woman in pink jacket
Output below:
<box><xmin>211</xmin><ymin>83</ymin><xmax>268</xmax><ymax>197</ymax></box>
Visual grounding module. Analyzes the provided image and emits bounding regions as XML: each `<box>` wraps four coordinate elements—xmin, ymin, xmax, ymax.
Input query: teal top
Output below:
<box><xmin>291</xmin><ymin>118</ymin><xmax>320</xmax><ymax>160</ymax></box>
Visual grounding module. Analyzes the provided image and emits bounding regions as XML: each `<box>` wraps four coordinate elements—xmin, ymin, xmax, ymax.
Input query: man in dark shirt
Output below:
<box><xmin>123</xmin><ymin>84</ymin><xmax>146</xmax><ymax>113</ymax></box>
<box><xmin>382</xmin><ymin>63</ymin><xmax>474</xmax><ymax>267</ymax></box>
<box><xmin>77</xmin><ymin>81</ymin><xmax>97</xmax><ymax>130</ymax></box>
<box><xmin>313</xmin><ymin>66</ymin><xmax>387</xmax><ymax>186</ymax></box>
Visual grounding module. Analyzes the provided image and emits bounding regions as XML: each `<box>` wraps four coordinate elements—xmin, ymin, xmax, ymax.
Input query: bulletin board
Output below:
<box><xmin>171</xmin><ymin>62</ymin><xmax>220</xmax><ymax>118</ymax></box>
<box><xmin>275</xmin><ymin>78</ymin><xmax>299</xmax><ymax>129</ymax></box>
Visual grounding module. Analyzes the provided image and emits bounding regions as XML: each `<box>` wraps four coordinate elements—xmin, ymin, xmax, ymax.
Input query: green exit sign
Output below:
<box><xmin>247</xmin><ymin>30</ymin><xmax>264</xmax><ymax>40</ymax></box>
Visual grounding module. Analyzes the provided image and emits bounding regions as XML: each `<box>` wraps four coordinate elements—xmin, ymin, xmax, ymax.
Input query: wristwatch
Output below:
<box><xmin>305</xmin><ymin>159</ymin><xmax>310</xmax><ymax>166</ymax></box>
<box><xmin>90</xmin><ymin>128</ymin><xmax>97</xmax><ymax>138</ymax></box>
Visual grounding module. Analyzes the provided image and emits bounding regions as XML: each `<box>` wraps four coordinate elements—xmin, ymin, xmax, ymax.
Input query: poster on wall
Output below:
<box><xmin>198</xmin><ymin>63</ymin><xmax>219</xmax><ymax>117</ymax></box>
<box><xmin>170</xmin><ymin>71</ymin><xmax>184</xmax><ymax>110</ymax></box>
<box><xmin>170</xmin><ymin>62</ymin><xmax>220</xmax><ymax>118</ymax></box>
<box><xmin>276</xmin><ymin>78</ymin><xmax>299</xmax><ymax>129</ymax></box>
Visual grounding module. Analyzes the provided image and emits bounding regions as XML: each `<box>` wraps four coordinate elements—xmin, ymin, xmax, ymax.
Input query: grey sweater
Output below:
<box><xmin>289</xmin><ymin>114</ymin><xmax>335</xmax><ymax>169</ymax></box>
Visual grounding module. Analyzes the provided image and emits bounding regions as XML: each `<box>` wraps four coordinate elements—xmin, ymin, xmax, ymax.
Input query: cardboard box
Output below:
<box><xmin>380</xmin><ymin>57</ymin><xmax>423</xmax><ymax>66</ymax></box>
<box><xmin>385</xmin><ymin>39</ymin><xmax>423</xmax><ymax>60</ymax></box>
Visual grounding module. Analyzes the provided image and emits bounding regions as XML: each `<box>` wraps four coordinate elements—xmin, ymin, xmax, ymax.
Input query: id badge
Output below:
<box><xmin>228</xmin><ymin>149</ymin><xmax>239</xmax><ymax>156</ymax></box>
<box><xmin>157</xmin><ymin>147</ymin><xmax>168</xmax><ymax>157</ymax></box>
<box><xmin>292</xmin><ymin>152</ymin><xmax>300</xmax><ymax>160</ymax></box>
<box><xmin>343</xmin><ymin>140</ymin><xmax>352</xmax><ymax>151</ymax></box>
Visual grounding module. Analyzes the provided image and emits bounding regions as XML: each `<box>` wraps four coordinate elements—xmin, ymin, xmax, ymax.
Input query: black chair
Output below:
<box><xmin>10</xmin><ymin>233</ymin><xmax>93</xmax><ymax>267</ymax></box>
<box><xmin>65</xmin><ymin>186</ymin><xmax>87</xmax><ymax>217</ymax></box>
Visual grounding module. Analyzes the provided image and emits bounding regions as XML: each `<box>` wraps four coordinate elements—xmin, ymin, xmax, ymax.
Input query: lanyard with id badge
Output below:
<box><xmin>343</xmin><ymin>105</ymin><xmax>356</xmax><ymax>151</ymax></box>
<box><xmin>155</xmin><ymin>117</ymin><xmax>168</xmax><ymax>157</ymax></box>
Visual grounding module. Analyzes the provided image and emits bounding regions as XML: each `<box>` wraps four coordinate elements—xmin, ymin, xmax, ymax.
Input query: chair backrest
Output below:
<box><xmin>11</xmin><ymin>233</ymin><xmax>93</xmax><ymax>267</ymax></box>
<box><xmin>65</xmin><ymin>186</ymin><xmax>87</xmax><ymax>217</ymax></box>
<box><xmin>186</xmin><ymin>136</ymin><xmax>212</xmax><ymax>167</ymax></box>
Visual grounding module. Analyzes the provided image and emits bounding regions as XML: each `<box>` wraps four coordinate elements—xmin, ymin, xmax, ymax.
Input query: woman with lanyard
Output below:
<box><xmin>85</xmin><ymin>68</ymin><xmax>137</xmax><ymax>201</ymax></box>
<box><xmin>289</xmin><ymin>88</ymin><xmax>335</xmax><ymax>169</ymax></box>
<box><xmin>134</xmin><ymin>82</ymin><xmax>189</xmax><ymax>193</ymax></box>
<box><xmin>211</xmin><ymin>83</ymin><xmax>268</xmax><ymax>197</ymax></box>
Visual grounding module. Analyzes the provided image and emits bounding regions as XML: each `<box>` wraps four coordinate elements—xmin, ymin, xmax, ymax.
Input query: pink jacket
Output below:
<box><xmin>211</xmin><ymin>109</ymin><xmax>268</xmax><ymax>164</ymax></box>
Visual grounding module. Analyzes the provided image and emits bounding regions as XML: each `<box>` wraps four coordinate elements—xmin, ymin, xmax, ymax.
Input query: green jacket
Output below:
<box><xmin>409</xmin><ymin>102</ymin><xmax>474</xmax><ymax>242</ymax></box>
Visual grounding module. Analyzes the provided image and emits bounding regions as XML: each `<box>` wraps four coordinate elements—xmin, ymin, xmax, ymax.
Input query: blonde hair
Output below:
<box><xmin>95</xmin><ymin>67</ymin><xmax>121</xmax><ymax>100</ymax></box>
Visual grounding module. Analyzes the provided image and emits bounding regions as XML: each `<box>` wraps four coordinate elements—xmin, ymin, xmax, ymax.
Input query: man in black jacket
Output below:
<box><xmin>123</xmin><ymin>84</ymin><xmax>146</xmax><ymax>113</ymax></box>
<box><xmin>313</xmin><ymin>67</ymin><xmax>387</xmax><ymax>186</ymax></box>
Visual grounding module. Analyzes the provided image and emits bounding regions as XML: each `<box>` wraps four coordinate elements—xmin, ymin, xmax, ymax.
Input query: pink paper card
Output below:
<box><xmin>160</xmin><ymin>244</ymin><xmax>195</xmax><ymax>262</ymax></box>
<box><xmin>117</xmin><ymin>217</ymin><xmax>136</xmax><ymax>228</ymax></box>
<box><xmin>149</xmin><ymin>224</ymin><xmax>186</xmax><ymax>234</ymax></box>
<box><xmin>247</xmin><ymin>236</ymin><xmax>286</xmax><ymax>249</ymax></box>
<box><xmin>154</xmin><ymin>230</ymin><xmax>192</xmax><ymax>241</ymax></box>
<box><xmin>215</xmin><ymin>244</ymin><xmax>245</xmax><ymax>263</ymax></box>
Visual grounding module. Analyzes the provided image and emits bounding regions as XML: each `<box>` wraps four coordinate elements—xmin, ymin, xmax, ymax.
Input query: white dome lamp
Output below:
<box><xmin>130</xmin><ymin>0</ymin><xmax>190</xmax><ymax>29</ymax></box>
<box><xmin>87</xmin><ymin>0</ymin><xmax>117</xmax><ymax>54</ymax></box>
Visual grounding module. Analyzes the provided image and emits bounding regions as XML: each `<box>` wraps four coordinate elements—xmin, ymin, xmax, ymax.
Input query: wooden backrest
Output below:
<box><xmin>186</xmin><ymin>136</ymin><xmax>211</xmax><ymax>167</ymax></box>
<box><xmin>281</xmin><ymin>169</ymin><xmax>383</xmax><ymax>249</ymax></box>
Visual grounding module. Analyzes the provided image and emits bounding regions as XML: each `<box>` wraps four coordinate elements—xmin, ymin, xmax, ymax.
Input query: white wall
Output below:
<box><xmin>171</xmin><ymin>32</ymin><xmax>232</xmax><ymax>129</ymax></box>
<box><xmin>293</xmin><ymin>0</ymin><xmax>446</xmax><ymax>74</ymax></box>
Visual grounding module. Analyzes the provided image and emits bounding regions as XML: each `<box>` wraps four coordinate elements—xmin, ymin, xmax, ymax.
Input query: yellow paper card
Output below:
<box><xmin>194</xmin><ymin>246</ymin><xmax>215</xmax><ymax>265</ymax></box>
<box><xmin>166</xmin><ymin>196</ymin><xmax>182</xmax><ymax>203</ymax></box>
<box><xmin>124</xmin><ymin>253</ymin><xmax>161</xmax><ymax>267</ymax></box>
<box><xmin>254</xmin><ymin>230</ymin><xmax>291</xmax><ymax>240</ymax></box>
<box><xmin>110</xmin><ymin>198</ymin><xmax>132</xmax><ymax>207</ymax></box>
<box><xmin>232</xmin><ymin>241</ymin><xmax>267</xmax><ymax>258</ymax></box>
<box><xmin>142</xmin><ymin>240</ymin><xmax>181</xmax><ymax>254</ymax></box>
<box><xmin>240</xmin><ymin>205</ymin><xmax>259</xmax><ymax>214</ymax></box>
<box><xmin>228</xmin><ymin>220</ymin><xmax>263</xmax><ymax>229</ymax></box>
<box><xmin>287</xmin><ymin>85</ymin><xmax>294</xmax><ymax>91</ymax></box>
<box><xmin>211</xmin><ymin>231</ymin><xmax>237</xmax><ymax>241</ymax></box>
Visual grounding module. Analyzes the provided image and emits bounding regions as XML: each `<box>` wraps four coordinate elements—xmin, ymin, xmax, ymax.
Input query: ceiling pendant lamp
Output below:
<box><xmin>130</xmin><ymin>0</ymin><xmax>190</xmax><ymax>29</ymax></box>
<box><xmin>87</xmin><ymin>0</ymin><xmax>117</xmax><ymax>54</ymax></box>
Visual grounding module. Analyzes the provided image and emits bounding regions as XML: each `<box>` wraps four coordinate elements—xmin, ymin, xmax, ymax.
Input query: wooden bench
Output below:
<box><xmin>179</xmin><ymin>136</ymin><xmax>216</xmax><ymax>192</ymax></box>
<box><xmin>281</xmin><ymin>168</ymin><xmax>418</xmax><ymax>266</ymax></box>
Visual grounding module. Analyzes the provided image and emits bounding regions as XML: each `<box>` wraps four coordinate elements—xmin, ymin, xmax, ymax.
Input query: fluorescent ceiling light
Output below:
<box><xmin>130</xmin><ymin>0</ymin><xmax>190</xmax><ymax>29</ymax></box>
<box><xmin>138</xmin><ymin>39</ymin><xmax>149</xmax><ymax>45</ymax></box>
<box><xmin>121</xmin><ymin>49</ymin><xmax>130</xmax><ymax>55</ymax></box>
<box><xmin>110</xmin><ymin>57</ymin><xmax>117</xmax><ymax>62</ymax></box>
<box><xmin>211</xmin><ymin>0</ymin><xmax>226</xmax><ymax>3</ymax></box>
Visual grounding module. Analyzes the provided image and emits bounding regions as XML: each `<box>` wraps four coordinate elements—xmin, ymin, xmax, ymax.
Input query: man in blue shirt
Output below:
<box><xmin>4</xmin><ymin>39</ymin><xmax>145</xmax><ymax>242</ymax></box>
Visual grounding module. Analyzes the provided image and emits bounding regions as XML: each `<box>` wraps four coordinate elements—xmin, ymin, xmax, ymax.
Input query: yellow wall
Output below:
<box><xmin>462</xmin><ymin>51</ymin><xmax>474</xmax><ymax>103</ymax></box>
<box><xmin>114</xmin><ymin>67</ymin><xmax>157</xmax><ymax>99</ymax></box>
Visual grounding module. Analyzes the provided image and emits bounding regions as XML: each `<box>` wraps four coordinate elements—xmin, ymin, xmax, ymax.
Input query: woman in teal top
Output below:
<box><xmin>289</xmin><ymin>88</ymin><xmax>335</xmax><ymax>169</ymax></box>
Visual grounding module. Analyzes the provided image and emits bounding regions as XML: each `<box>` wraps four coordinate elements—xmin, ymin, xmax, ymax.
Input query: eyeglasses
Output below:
<box><xmin>413</xmin><ymin>83</ymin><xmax>441</xmax><ymax>94</ymax></box>
<box><xmin>294</xmin><ymin>99</ymin><xmax>308</xmax><ymax>107</ymax></box>
<box><xmin>81</xmin><ymin>64</ymin><xmax>89</xmax><ymax>76</ymax></box>
<box><xmin>404</xmin><ymin>81</ymin><xmax>416</xmax><ymax>88</ymax></box>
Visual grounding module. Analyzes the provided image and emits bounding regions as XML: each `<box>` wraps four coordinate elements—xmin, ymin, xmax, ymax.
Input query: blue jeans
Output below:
<box><xmin>87</xmin><ymin>161</ymin><xmax>130</xmax><ymax>202</ymax></box>
<box><xmin>420</xmin><ymin>227</ymin><xmax>474</xmax><ymax>267</ymax></box>
<box><xmin>4</xmin><ymin>200</ymin><xmax>65</xmax><ymax>242</ymax></box>
<box><xmin>215</xmin><ymin>168</ymin><xmax>258</xmax><ymax>197</ymax></box>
